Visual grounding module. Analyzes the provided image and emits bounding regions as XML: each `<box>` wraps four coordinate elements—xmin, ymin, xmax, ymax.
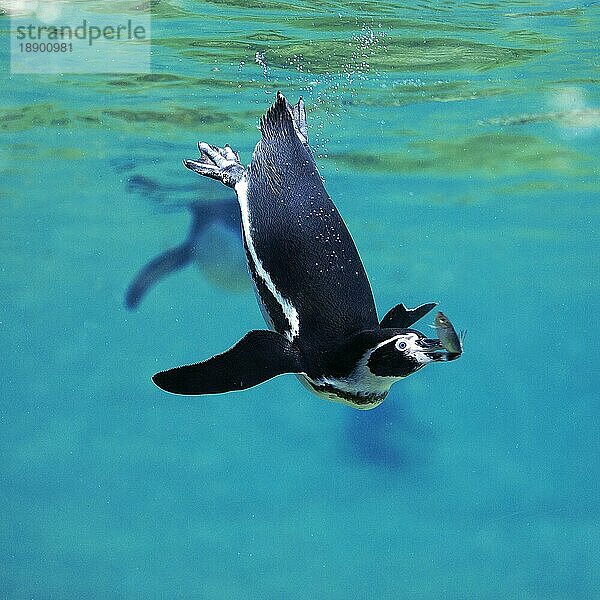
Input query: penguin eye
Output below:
<box><xmin>396</xmin><ymin>341</ymin><xmax>407</xmax><ymax>351</ymax></box>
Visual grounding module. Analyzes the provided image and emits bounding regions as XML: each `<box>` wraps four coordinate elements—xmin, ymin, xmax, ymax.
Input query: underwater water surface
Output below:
<box><xmin>1</xmin><ymin>1</ymin><xmax>599</xmax><ymax>598</ymax></box>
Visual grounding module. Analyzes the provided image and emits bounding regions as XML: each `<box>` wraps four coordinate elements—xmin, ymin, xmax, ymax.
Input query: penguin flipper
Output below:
<box><xmin>183</xmin><ymin>143</ymin><xmax>245</xmax><ymax>189</ymax></box>
<box><xmin>380</xmin><ymin>302</ymin><xmax>437</xmax><ymax>329</ymax></box>
<box><xmin>152</xmin><ymin>330</ymin><xmax>303</xmax><ymax>395</ymax></box>
<box><xmin>125</xmin><ymin>242</ymin><xmax>194</xmax><ymax>310</ymax></box>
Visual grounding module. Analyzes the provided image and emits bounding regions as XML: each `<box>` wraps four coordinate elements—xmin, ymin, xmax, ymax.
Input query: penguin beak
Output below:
<box><xmin>417</xmin><ymin>338</ymin><xmax>460</xmax><ymax>361</ymax></box>
<box><xmin>418</xmin><ymin>337</ymin><xmax>444</xmax><ymax>351</ymax></box>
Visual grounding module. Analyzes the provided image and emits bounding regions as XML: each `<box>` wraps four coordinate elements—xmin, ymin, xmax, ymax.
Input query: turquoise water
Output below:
<box><xmin>2</xmin><ymin>1</ymin><xmax>600</xmax><ymax>598</ymax></box>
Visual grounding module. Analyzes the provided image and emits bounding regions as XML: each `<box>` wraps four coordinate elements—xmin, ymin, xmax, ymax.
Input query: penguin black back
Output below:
<box><xmin>240</xmin><ymin>94</ymin><xmax>378</xmax><ymax>359</ymax></box>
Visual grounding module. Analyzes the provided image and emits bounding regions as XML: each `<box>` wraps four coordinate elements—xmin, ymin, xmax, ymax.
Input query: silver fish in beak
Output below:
<box><xmin>433</xmin><ymin>311</ymin><xmax>464</xmax><ymax>360</ymax></box>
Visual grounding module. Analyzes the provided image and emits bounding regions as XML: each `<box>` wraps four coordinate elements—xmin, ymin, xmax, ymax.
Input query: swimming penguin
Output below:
<box><xmin>152</xmin><ymin>92</ymin><xmax>461</xmax><ymax>409</ymax></box>
<box><xmin>125</xmin><ymin>199</ymin><xmax>248</xmax><ymax>310</ymax></box>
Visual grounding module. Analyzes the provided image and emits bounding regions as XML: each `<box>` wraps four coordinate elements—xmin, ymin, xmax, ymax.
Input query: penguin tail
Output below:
<box><xmin>260</xmin><ymin>92</ymin><xmax>309</xmax><ymax>146</ymax></box>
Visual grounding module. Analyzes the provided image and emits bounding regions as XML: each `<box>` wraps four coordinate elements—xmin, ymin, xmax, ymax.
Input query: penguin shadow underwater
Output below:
<box><xmin>124</xmin><ymin>197</ymin><xmax>249</xmax><ymax>310</ymax></box>
<box><xmin>343</xmin><ymin>391</ymin><xmax>434</xmax><ymax>472</ymax></box>
<box><xmin>125</xmin><ymin>187</ymin><xmax>432</xmax><ymax>470</ymax></box>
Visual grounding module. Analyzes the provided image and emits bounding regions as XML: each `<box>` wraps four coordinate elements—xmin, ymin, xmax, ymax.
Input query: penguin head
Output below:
<box><xmin>305</xmin><ymin>329</ymin><xmax>453</xmax><ymax>409</ymax></box>
<box><xmin>366</xmin><ymin>329</ymin><xmax>448</xmax><ymax>379</ymax></box>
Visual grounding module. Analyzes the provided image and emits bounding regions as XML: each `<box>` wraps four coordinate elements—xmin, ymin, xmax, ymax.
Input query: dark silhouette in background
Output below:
<box><xmin>125</xmin><ymin>198</ymin><xmax>248</xmax><ymax>309</ymax></box>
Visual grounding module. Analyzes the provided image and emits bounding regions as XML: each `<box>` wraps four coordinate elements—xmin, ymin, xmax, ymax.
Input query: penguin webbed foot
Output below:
<box><xmin>183</xmin><ymin>142</ymin><xmax>245</xmax><ymax>188</ymax></box>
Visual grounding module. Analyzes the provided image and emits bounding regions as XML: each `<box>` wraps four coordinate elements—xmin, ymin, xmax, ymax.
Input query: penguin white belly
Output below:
<box><xmin>298</xmin><ymin>341</ymin><xmax>401</xmax><ymax>409</ymax></box>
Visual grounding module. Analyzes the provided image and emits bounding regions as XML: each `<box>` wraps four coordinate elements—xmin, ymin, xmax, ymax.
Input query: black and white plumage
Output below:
<box><xmin>152</xmin><ymin>93</ymin><xmax>460</xmax><ymax>409</ymax></box>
